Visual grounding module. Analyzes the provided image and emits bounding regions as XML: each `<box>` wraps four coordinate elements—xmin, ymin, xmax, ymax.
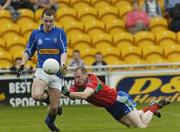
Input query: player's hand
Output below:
<box><xmin>62</xmin><ymin>85</ymin><xmax>70</xmax><ymax>96</ymax></box>
<box><xmin>60</xmin><ymin>64</ymin><xmax>67</xmax><ymax>77</ymax></box>
<box><xmin>17</xmin><ymin>65</ymin><xmax>24</xmax><ymax>78</ymax></box>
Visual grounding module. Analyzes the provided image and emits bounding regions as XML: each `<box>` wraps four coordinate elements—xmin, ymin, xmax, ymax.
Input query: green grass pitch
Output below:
<box><xmin>0</xmin><ymin>102</ymin><xmax>179</xmax><ymax>132</ymax></box>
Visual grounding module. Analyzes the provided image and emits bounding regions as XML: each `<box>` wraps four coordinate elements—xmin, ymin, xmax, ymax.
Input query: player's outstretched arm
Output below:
<box><xmin>17</xmin><ymin>53</ymin><xmax>30</xmax><ymax>78</ymax></box>
<box><xmin>62</xmin><ymin>86</ymin><xmax>95</xmax><ymax>100</ymax></box>
<box><xmin>69</xmin><ymin>88</ymin><xmax>95</xmax><ymax>100</ymax></box>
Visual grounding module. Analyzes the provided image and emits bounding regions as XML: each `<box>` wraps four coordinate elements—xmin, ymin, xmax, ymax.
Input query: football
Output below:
<box><xmin>43</xmin><ymin>58</ymin><xmax>60</xmax><ymax>75</ymax></box>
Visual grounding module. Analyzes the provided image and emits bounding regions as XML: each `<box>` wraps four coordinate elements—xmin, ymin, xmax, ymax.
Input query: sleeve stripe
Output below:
<box><xmin>60</xmin><ymin>33</ymin><xmax>67</xmax><ymax>53</ymax></box>
<box><xmin>25</xmin><ymin>39</ymin><xmax>36</xmax><ymax>56</ymax></box>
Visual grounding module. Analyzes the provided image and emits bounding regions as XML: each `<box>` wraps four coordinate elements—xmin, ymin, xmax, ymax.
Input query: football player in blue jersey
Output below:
<box><xmin>17</xmin><ymin>8</ymin><xmax>67</xmax><ymax>132</ymax></box>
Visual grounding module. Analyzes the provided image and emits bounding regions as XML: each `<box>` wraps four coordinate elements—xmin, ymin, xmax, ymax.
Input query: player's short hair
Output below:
<box><xmin>95</xmin><ymin>52</ymin><xmax>102</xmax><ymax>56</ymax></box>
<box><xmin>42</xmin><ymin>8</ymin><xmax>56</xmax><ymax>18</ymax></box>
<box><xmin>15</xmin><ymin>57</ymin><xmax>22</xmax><ymax>62</ymax></box>
<box><xmin>131</xmin><ymin>0</ymin><xmax>139</xmax><ymax>5</ymax></box>
<box><xmin>74</xmin><ymin>66</ymin><xmax>87</xmax><ymax>75</ymax></box>
<box><xmin>73</xmin><ymin>50</ymin><xmax>80</xmax><ymax>54</ymax></box>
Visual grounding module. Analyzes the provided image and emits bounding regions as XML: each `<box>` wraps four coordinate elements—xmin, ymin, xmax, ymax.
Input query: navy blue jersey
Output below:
<box><xmin>25</xmin><ymin>24</ymin><xmax>67</xmax><ymax>68</ymax></box>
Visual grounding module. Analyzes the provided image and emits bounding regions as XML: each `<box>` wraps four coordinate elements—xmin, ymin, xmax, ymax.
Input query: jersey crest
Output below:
<box><xmin>53</xmin><ymin>38</ymin><xmax>58</xmax><ymax>43</ymax></box>
<box><xmin>38</xmin><ymin>39</ymin><xmax>43</xmax><ymax>45</ymax></box>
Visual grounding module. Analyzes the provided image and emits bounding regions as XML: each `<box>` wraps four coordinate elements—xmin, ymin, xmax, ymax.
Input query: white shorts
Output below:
<box><xmin>34</xmin><ymin>68</ymin><xmax>62</xmax><ymax>91</ymax></box>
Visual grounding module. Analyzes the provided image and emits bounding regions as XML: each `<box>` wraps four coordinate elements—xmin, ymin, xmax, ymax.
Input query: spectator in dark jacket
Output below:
<box><xmin>32</xmin><ymin>0</ymin><xmax>58</xmax><ymax>12</ymax></box>
<box><xmin>92</xmin><ymin>52</ymin><xmax>107</xmax><ymax>72</ymax></box>
<box><xmin>164</xmin><ymin>0</ymin><xmax>180</xmax><ymax>32</ymax></box>
<box><xmin>9</xmin><ymin>57</ymin><xmax>33</xmax><ymax>75</ymax></box>
<box><xmin>0</xmin><ymin>0</ymin><xmax>20</xmax><ymax>21</ymax></box>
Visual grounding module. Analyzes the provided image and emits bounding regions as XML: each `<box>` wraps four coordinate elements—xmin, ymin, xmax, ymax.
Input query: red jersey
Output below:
<box><xmin>69</xmin><ymin>74</ymin><xmax>118</xmax><ymax>107</ymax></box>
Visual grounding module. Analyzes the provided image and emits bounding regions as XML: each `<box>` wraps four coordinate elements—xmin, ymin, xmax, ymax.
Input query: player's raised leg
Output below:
<box><xmin>31</xmin><ymin>78</ymin><xmax>49</xmax><ymax>102</ymax></box>
<box><xmin>142</xmin><ymin>98</ymin><xmax>170</xmax><ymax>118</ymax></box>
<box><xmin>45</xmin><ymin>87</ymin><xmax>61</xmax><ymax>132</ymax></box>
<box><xmin>130</xmin><ymin>98</ymin><xmax>170</xmax><ymax>127</ymax></box>
<box><xmin>125</xmin><ymin>108</ymin><xmax>149</xmax><ymax>128</ymax></box>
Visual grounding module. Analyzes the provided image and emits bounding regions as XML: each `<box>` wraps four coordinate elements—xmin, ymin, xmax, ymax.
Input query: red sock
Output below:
<box><xmin>148</xmin><ymin>104</ymin><xmax>160</xmax><ymax>113</ymax></box>
<box><xmin>143</xmin><ymin>106</ymin><xmax>149</xmax><ymax>112</ymax></box>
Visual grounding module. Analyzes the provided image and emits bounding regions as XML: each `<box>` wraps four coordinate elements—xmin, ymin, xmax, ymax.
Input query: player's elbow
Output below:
<box><xmin>82</xmin><ymin>93</ymin><xmax>91</xmax><ymax>100</ymax></box>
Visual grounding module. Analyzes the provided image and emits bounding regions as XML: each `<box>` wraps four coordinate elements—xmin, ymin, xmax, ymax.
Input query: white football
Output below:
<box><xmin>43</xmin><ymin>58</ymin><xmax>60</xmax><ymax>75</ymax></box>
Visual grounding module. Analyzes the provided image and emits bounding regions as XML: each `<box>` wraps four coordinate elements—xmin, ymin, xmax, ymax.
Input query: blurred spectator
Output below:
<box><xmin>92</xmin><ymin>52</ymin><xmax>107</xmax><ymax>72</ymax></box>
<box><xmin>0</xmin><ymin>0</ymin><xmax>20</xmax><ymax>21</ymax></box>
<box><xmin>9</xmin><ymin>0</ymin><xmax>35</xmax><ymax>10</ymax></box>
<box><xmin>143</xmin><ymin>0</ymin><xmax>162</xmax><ymax>17</ymax></box>
<box><xmin>164</xmin><ymin>0</ymin><xmax>180</xmax><ymax>12</ymax></box>
<box><xmin>164</xmin><ymin>0</ymin><xmax>180</xmax><ymax>32</ymax></box>
<box><xmin>69</xmin><ymin>50</ymin><xmax>84</xmax><ymax>67</ymax></box>
<box><xmin>125</xmin><ymin>0</ymin><xmax>150</xmax><ymax>34</ymax></box>
<box><xmin>32</xmin><ymin>0</ymin><xmax>59</xmax><ymax>12</ymax></box>
<box><xmin>9</xmin><ymin>57</ymin><xmax>33</xmax><ymax>74</ymax></box>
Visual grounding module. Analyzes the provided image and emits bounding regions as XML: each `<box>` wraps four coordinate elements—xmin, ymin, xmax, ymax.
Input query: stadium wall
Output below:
<box><xmin>0</xmin><ymin>67</ymin><xmax>180</xmax><ymax>107</ymax></box>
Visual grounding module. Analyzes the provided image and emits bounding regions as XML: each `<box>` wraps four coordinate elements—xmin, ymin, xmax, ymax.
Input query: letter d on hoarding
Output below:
<box><xmin>129</xmin><ymin>78</ymin><xmax>162</xmax><ymax>94</ymax></box>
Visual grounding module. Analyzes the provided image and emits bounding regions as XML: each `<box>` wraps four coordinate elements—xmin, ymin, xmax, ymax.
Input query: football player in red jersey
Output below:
<box><xmin>62</xmin><ymin>66</ymin><xmax>170</xmax><ymax>128</ymax></box>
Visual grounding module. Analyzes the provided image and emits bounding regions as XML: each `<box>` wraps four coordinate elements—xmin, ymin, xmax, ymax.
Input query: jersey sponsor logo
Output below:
<box><xmin>38</xmin><ymin>39</ymin><xmax>43</xmax><ymax>45</ymax></box>
<box><xmin>39</xmin><ymin>49</ymin><xmax>59</xmax><ymax>54</ymax></box>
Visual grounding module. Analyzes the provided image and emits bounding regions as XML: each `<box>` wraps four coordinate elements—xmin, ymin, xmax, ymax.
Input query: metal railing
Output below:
<box><xmin>1</xmin><ymin>62</ymin><xmax>180</xmax><ymax>75</ymax></box>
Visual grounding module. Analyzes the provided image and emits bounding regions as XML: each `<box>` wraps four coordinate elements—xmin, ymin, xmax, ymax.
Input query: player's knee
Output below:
<box><xmin>49</xmin><ymin>105</ymin><xmax>58</xmax><ymax>113</ymax></box>
<box><xmin>32</xmin><ymin>93</ymin><xmax>43</xmax><ymax>101</ymax></box>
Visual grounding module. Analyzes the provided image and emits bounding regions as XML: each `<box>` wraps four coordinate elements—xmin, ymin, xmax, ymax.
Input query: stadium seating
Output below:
<box><xmin>0</xmin><ymin>50</ymin><xmax>12</xmax><ymax>69</ymax></box>
<box><xmin>56</xmin><ymin>0</ymin><xmax>71</xmax><ymax>7</ymax></box>
<box><xmin>83</xmin><ymin>56</ymin><xmax>95</xmax><ymax>66</ymax></box>
<box><xmin>121</xmin><ymin>46</ymin><xmax>146</xmax><ymax>64</ymax></box>
<box><xmin>5</xmin><ymin>35</ymin><xmax>26</xmax><ymax>49</ymax></box>
<box><xmin>68</xmin><ymin>48</ymin><xmax>73</xmax><ymax>57</ymax></box>
<box><xmin>0</xmin><ymin>9</ymin><xmax>11</xmax><ymax>19</ymax></box>
<box><xmin>0</xmin><ymin>1</ymin><xmax>179</xmax><ymax>68</ymax></box>
<box><xmin>104</xmin><ymin>18</ymin><xmax>125</xmax><ymax>35</ymax></box>
<box><xmin>0</xmin><ymin>10</ymin><xmax>12</xmax><ymax>26</ymax></box>
<box><xmin>20</xmin><ymin>22</ymin><xmax>38</xmax><ymax>40</ymax></box>
<box><xmin>70</xmin><ymin>33</ymin><xmax>91</xmax><ymax>48</ymax></box>
<box><xmin>134</xmin><ymin>31</ymin><xmax>155</xmax><ymax>48</ymax></box>
<box><xmin>72</xmin><ymin>0</ymin><xmax>91</xmax><ymax>9</ymax></box>
<box><xmin>164</xmin><ymin>44</ymin><xmax>180</xmax><ymax>62</ymax></box>
<box><xmin>156</xmin><ymin>30</ymin><xmax>176</xmax><ymax>47</ymax></box>
<box><xmin>113</xmin><ymin>32</ymin><xmax>134</xmax><ymax>49</ymax></box>
<box><xmin>77</xmin><ymin>6</ymin><xmax>98</xmax><ymax>22</ymax></box>
<box><xmin>118</xmin><ymin>2</ymin><xmax>132</xmax><ymax>20</ymax></box>
<box><xmin>63</xmin><ymin>20</ymin><xmax>84</xmax><ymax>37</ymax></box>
<box><xmin>142</xmin><ymin>45</ymin><xmax>168</xmax><ymax>64</ymax></box>
<box><xmin>91</xmin><ymin>32</ymin><xmax>112</xmax><ymax>48</ymax></box>
<box><xmin>150</xmin><ymin>17</ymin><xmax>168</xmax><ymax>33</ymax></box>
<box><xmin>34</xmin><ymin>9</ymin><xmax>43</xmax><ymax>22</ymax></box>
<box><xmin>0</xmin><ymin>38</ymin><xmax>6</xmax><ymax>48</ymax></box>
<box><xmin>9</xmin><ymin>45</ymin><xmax>25</xmax><ymax>61</ymax></box>
<box><xmin>84</xmin><ymin>19</ymin><xmax>105</xmax><ymax>35</ymax></box>
<box><xmin>101</xmin><ymin>46</ymin><xmax>120</xmax><ymax>58</ymax></box>
<box><xmin>104</xmin><ymin>55</ymin><xmax>125</xmax><ymax>65</ymax></box>
<box><xmin>177</xmin><ymin>32</ymin><xmax>180</xmax><ymax>44</ymax></box>
<box><xmin>112</xmin><ymin>0</ymin><xmax>131</xmax><ymax>7</ymax></box>
<box><xmin>93</xmin><ymin>0</ymin><xmax>111</xmax><ymax>8</ymax></box>
<box><xmin>81</xmin><ymin>47</ymin><xmax>97</xmax><ymax>58</ymax></box>
<box><xmin>1</xmin><ymin>23</ymin><xmax>21</xmax><ymax>42</ymax></box>
<box><xmin>56</xmin><ymin>7</ymin><xmax>77</xmax><ymax>24</ymax></box>
<box><xmin>17</xmin><ymin>9</ymin><xmax>34</xmax><ymax>21</ymax></box>
<box><xmin>98</xmin><ymin>6</ymin><xmax>119</xmax><ymax>22</ymax></box>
